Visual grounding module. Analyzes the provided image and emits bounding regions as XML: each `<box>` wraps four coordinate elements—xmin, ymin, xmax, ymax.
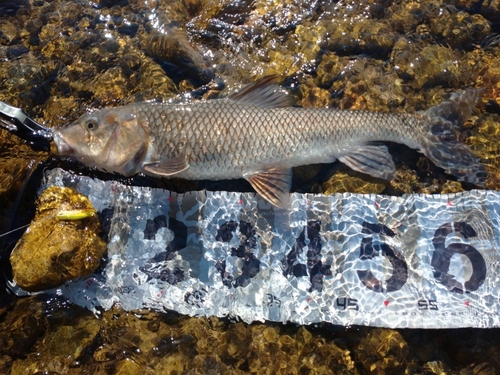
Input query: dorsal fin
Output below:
<box><xmin>228</xmin><ymin>76</ymin><xmax>294</xmax><ymax>108</ymax></box>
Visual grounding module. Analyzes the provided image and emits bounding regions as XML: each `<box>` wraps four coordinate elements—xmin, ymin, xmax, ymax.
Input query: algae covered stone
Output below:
<box><xmin>10</xmin><ymin>186</ymin><xmax>106</xmax><ymax>292</ymax></box>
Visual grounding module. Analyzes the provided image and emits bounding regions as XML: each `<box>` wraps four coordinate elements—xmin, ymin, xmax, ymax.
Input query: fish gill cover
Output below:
<box><xmin>11</xmin><ymin>167</ymin><xmax>500</xmax><ymax>329</ymax></box>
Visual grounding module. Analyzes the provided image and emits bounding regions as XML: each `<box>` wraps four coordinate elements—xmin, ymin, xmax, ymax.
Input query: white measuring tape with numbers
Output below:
<box><xmin>20</xmin><ymin>168</ymin><xmax>500</xmax><ymax>328</ymax></box>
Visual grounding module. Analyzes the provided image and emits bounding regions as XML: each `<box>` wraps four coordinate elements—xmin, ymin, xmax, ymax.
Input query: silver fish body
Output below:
<box><xmin>132</xmin><ymin>101</ymin><xmax>417</xmax><ymax>179</ymax></box>
<box><xmin>54</xmin><ymin>77</ymin><xmax>486</xmax><ymax>206</ymax></box>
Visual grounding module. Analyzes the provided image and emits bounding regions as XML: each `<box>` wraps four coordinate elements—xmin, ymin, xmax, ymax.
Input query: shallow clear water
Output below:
<box><xmin>1</xmin><ymin>0</ymin><xmax>500</xmax><ymax>373</ymax></box>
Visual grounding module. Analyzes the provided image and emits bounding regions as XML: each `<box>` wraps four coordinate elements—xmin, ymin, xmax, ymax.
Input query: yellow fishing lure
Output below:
<box><xmin>56</xmin><ymin>209</ymin><xmax>96</xmax><ymax>221</ymax></box>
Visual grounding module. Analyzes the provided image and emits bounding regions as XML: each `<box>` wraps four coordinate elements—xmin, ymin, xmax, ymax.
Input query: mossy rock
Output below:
<box><xmin>10</xmin><ymin>186</ymin><xmax>106</xmax><ymax>292</ymax></box>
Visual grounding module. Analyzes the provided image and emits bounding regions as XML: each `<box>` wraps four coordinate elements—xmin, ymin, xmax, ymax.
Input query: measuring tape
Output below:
<box><xmin>19</xmin><ymin>168</ymin><xmax>500</xmax><ymax>328</ymax></box>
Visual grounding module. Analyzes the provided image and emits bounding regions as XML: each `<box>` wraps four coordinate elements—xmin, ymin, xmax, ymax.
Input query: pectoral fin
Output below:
<box><xmin>143</xmin><ymin>156</ymin><xmax>190</xmax><ymax>177</ymax></box>
<box><xmin>245</xmin><ymin>168</ymin><xmax>292</xmax><ymax>208</ymax></box>
<box><xmin>338</xmin><ymin>144</ymin><xmax>396</xmax><ymax>180</ymax></box>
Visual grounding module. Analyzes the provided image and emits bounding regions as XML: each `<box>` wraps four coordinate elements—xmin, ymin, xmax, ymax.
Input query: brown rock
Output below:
<box><xmin>0</xmin><ymin>297</ymin><xmax>47</xmax><ymax>356</ymax></box>
<box><xmin>356</xmin><ymin>328</ymin><xmax>409</xmax><ymax>374</ymax></box>
<box><xmin>10</xmin><ymin>186</ymin><xmax>106</xmax><ymax>292</ymax></box>
<box><xmin>45</xmin><ymin>314</ymin><xmax>100</xmax><ymax>359</ymax></box>
<box><xmin>322</xmin><ymin>171</ymin><xmax>388</xmax><ymax>195</ymax></box>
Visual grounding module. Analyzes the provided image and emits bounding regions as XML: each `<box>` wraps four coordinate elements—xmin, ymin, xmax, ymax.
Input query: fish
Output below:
<box><xmin>53</xmin><ymin>76</ymin><xmax>487</xmax><ymax>207</ymax></box>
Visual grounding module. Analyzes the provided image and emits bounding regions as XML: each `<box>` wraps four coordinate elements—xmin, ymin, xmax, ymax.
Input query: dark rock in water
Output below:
<box><xmin>0</xmin><ymin>296</ymin><xmax>101</xmax><ymax>371</ymax></box>
<box><xmin>10</xmin><ymin>186</ymin><xmax>106</xmax><ymax>292</ymax></box>
<box><xmin>455</xmin><ymin>0</ymin><xmax>500</xmax><ymax>23</ymax></box>
<box><xmin>0</xmin><ymin>297</ymin><xmax>47</xmax><ymax>357</ymax></box>
<box><xmin>146</xmin><ymin>27</ymin><xmax>215</xmax><ymax>85</ymax></box>
<box><xmin>117</xmin><ymin>22</ymin><xmax>139</xmax><ymax>36</ymax></box>
<box><xmin>0</xmin><ymin>0</ymin><xmax>29</xmax><ymax>17</ymax></box>
<box><xmin>6</xmin><ymin>45</ymin><xmax>29</xmax><ymax>59</ymax></box>
<box><xmin>98</xmin><ymin>0</ymin><xmax>129</xmax><ymax>8</ymax></box>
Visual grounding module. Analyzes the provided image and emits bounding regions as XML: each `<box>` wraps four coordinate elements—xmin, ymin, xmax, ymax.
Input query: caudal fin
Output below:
<box><xmin>419</xmin><ymin>89</ymin><xmax>487</xmax><ymax>186</ymax></box>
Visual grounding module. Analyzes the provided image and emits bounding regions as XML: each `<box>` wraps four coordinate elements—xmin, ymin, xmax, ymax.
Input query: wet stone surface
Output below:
<box><xmin>10</xmin><ymin>186</ymin><xmax>106</xmax><ymax>291</ymax></box>
<box><xmin>0</xmin><ymin>0</ymin><xmax>500</xmax><ymax>373</ymax></box>
<box><xmin>0</xmin><ymin>301</ymin><xmax>499</xmax><ymax>374</ymax></box>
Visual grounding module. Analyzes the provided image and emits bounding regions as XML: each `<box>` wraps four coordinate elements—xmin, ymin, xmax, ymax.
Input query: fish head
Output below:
<box><xmin>54</xmin><ymin>107</ymin><xmax>149</xmax><ymax>176</ymax></box>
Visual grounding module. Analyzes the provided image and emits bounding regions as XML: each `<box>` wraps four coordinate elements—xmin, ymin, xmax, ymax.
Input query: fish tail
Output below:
<box><xmin>418</xmin><ymin>88</ymin><xmax>487</xmax><ymax>186</ymax></box>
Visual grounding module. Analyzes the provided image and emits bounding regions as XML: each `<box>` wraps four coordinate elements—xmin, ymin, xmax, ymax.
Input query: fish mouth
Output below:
<box><xmin>53</xmin><ymin>131</ymin><xmax>73</xmax><ymax>156</ymax></box>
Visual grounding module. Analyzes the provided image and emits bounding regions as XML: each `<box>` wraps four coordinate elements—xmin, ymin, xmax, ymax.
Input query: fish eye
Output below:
<box><xmin>85</xmin><ymin>118</ymin><xmax>99</xmax><ymax>130</ymax></box>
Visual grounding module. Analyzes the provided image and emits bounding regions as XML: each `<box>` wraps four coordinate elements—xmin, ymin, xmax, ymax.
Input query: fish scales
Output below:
<box><xmin>131</xmin><ymin>100</ymin><xmax>418</xmax><ymax>180</ymax></box>
<box><xmin>54</xmin><ymin>76</ymin><xmax>487</xmax><ymax>207</ymax></box>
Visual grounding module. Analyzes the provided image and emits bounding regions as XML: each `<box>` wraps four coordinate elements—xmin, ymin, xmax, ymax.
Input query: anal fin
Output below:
<box><xmin>245</xmin><ymin>168</ymin><xmax>292</xmax><ymax>208</ymax></box>
<box><xmin>338</xmin><ymin>144</ymin><xmax>396</xmax><ymax>180</ymax></box>
<box><xmin>143</xmin><ymin>155</ymin><xmax>190</xmax><ymax>177</ymax></box>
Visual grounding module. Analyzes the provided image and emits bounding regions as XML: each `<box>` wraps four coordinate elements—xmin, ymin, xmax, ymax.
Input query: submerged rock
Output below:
<box><xmin>356</xmin><ymin>328</ymin><xmax>409</xmax><ymax>374</ymax></box>
<box><xmin>10</xmin><ymin>186</ymin><xmax>106</xmax><ymax>292</ymax></box>
<box><xmin>146</xmin><ymin>27</ymin><xmax>214</xmax><ymax>85</ymax></box>
<box><xmin>0</xmin><ymin>297</ymin><xmax>47</xmax><ymax>357</ymax></box>
<box><xmin>322</xmin><ymin>171</ymin><xmax>387</xmax><ymax>195</ymax></box>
